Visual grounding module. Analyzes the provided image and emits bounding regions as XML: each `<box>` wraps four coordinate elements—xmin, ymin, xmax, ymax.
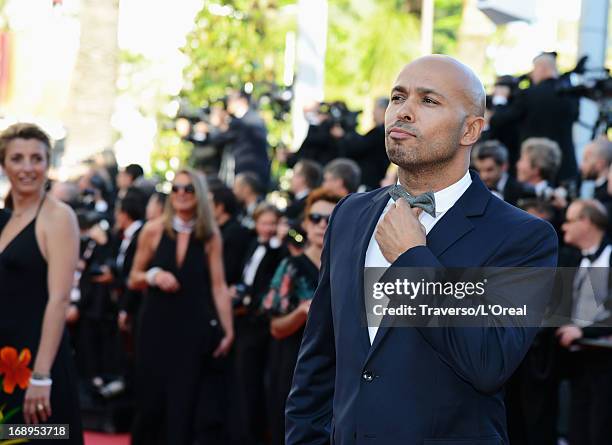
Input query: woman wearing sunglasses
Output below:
<box><xmin>261</xmin><ymin>187</ymin><xmax>341</xmax><ymax>445</ymax></box>
<box><xmin>129</xmin><ymin>168</ymin><xmax>233</xmax><ymax>445</ymax></box>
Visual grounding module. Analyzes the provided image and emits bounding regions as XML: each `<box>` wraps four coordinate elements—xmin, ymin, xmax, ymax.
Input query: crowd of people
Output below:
<box><xmin>0</xmin><ymin>50</ymin><xmax>612</xmax><ymax>445</ymax></box>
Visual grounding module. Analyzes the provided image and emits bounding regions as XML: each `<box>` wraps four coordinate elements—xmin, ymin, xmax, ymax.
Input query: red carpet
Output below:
<box><xmin>84</xmin><ymin>431</ymin><xmax>130</xmax><ymax>445</ymax></box>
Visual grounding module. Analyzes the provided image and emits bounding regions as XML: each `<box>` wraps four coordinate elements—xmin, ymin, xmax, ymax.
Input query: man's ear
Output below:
<box><xmin>460</xmin><ymin>116</ymin><xmax>485</xmax><ymax>147</ymax></box>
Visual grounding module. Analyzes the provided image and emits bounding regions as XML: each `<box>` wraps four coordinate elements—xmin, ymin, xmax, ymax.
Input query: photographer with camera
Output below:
<box><xmin>483</xmin><ymin>76</ymin><xmax>521</xmax><ymax>173</ymax></box>
<box><xmin>285</xmin><ymin>101</ymin><xmax>361</xmax><ymax>169</ymax></box>
<box><xmin>205</xmin><ymin>90</ymin><xmax>271</xmax><ymax>188</ymax></box>
<box><xmin>491</xmin><ymin>52</ymin><xmax>580</xmax><ymax>183</ymax></box>
<box><xmin>335</xmin><ymin>97</ymin><xmax>390</xmax><ymax>190</ymax></box>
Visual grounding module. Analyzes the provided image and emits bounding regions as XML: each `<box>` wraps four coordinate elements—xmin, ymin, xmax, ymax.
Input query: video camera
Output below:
<box><xmin>556</xmin><ymin>56</ymin><xmax>612</xmax><ymax>101</ymax></box>
<box><xmin>555</xmin><ymin>55</ymin><xmax>612</xmax><ymax>136</ymax></box>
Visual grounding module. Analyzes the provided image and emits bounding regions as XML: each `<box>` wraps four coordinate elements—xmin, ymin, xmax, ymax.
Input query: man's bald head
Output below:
<box><xmin>398</xmin><ymin>55</ymin><xmax>486</xmax><ymax>118</ymax></box>
<box><xmin>532</xmin><ymin>53</ymin><xmax>558</xmax><ymax>84</ymax></box>
<box><xmin>384</xmin><ymin>55</ymin><xmax>486</xmax><ymax>178</ymax></box>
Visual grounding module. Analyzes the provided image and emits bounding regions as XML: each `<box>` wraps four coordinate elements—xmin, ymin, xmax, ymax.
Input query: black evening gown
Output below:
<box><xmin>131</xmin><ymin>230</ymin><xmax>225</xmax><ymax>445</ymax></box>
<box><xmin>0</xmin><ymin>207</ymin><xmax>84</xmax><ymax>444</ymax></box>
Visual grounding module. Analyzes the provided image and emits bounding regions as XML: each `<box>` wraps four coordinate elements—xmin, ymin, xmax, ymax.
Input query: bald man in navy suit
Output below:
<box><xmin>285</xmin><ymin>56</ymin><xmax>558</xmax><ymax>445</ymax></box>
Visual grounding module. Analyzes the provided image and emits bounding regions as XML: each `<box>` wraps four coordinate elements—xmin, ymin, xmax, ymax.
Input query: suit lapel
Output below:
<box><xmin>354</xmin><ymin>187</ymin><xmax>391</xmax><ymax>356</ymax></box>
<box><xmin>364</xmin><ymin>171</ymin><xmax>490</xmax><ymax>363</ymax></box>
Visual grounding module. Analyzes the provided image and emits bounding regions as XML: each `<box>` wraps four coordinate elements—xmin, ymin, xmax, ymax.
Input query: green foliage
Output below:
<box><xmin>325</xmin><ymin>0</ymin><xmax>420</xmax><ymax>122</ymax></box>
<box><xmin>159</xmin><ymin>0</ymin><xmax>464</xmax><ymax>176</ymax></box>
<box><xmin>181</xmin><ymin>0</ymin><xmax>294</xmax><ymax>125</ymax></box>
<box><xmin>433</xmin><ymin>0</ymin><xmax>463</xmax><ymax>55</ymax></box>
<box><xmin>151</xmin><ymin>0</ymin><xmax>297</xmax><ymax>179</ymax></box>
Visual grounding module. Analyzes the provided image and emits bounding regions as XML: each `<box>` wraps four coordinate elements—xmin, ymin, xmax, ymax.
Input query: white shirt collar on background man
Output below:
<box><xmin>295</xmin><ymin>189</ymin><xmax>310</xmax><ymax>200</ymax></box>
<box><xmin>534</xmin><ymin>180</ymin><xmax>549</xmax><ymax>196</ymax></box>
<box><xmin>496</xmin><ymin>172</ymin><xmax>508</xmax><ymax>193</ymax></box>
<box><xmin>365</xmin><ymin>169</ymin><xmax>472</xmax><ymax>344</ymax></box>
<box><xmin>124</xmin><ymin>220</ymin><xmax>143</xmax><ymax>240</ymax></box>
<box><xmin>117</xmin><ymin>220</ymin><xmax>144</xmax><ymax>269</ymax></box>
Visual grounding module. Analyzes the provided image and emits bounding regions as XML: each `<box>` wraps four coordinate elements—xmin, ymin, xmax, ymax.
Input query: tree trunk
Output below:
<box><xmin>63</xmin><ymin>0</ymin><xmax>119</xmax><ymax>163</ymax></box>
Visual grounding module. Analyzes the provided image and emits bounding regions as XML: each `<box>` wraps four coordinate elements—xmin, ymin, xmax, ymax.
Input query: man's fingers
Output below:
<box><xmin>394</xmin><ymin>199</ymin><xmax>422</xmax><ymax>218</ymax></box>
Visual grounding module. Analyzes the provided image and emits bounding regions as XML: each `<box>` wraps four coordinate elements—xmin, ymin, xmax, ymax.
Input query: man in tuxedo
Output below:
<box><xmin>285</xmin><ymin>160</ymin><xmax>322</xmax><ymax>221</ymax></box>
<box><xmin>555</xmin><ymin>199</ymin><xmax>612</xmax><ymax>445</ymax></box>
<box><xmin>473</xmin><ymin>139</ymin><xmax>534</xmax><ymax>206</ymax></box>
<box><xmin>286</xmin><ymin>55</ymin><xmax>558</xmax><ymax>445</ymax></box>
<box><xmin>209</xmin><ymin>183</ymin><xmax>255</xmax><ymax>286</ymax></box>
<box><xmin>113</xmin><ymin>188</ymin><xmax>146</xmax><ymax>334</ymax></box>
<box><xmin>233</xmin><ymin>171</ymin><xmax>264</xmax><ymax>229</ymax></box>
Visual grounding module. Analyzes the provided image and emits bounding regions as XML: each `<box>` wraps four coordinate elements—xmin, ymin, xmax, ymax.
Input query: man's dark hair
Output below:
<box><xmin>518</xmin><ymin>198</ymin><xmax>554</xmax><ymax>221</ymax></box>
<box><xmin>253</xmin><ymin>202</ymin><xmax>281</xmax><ymax>221</ymax></box>
<box><xmin>324</xmin><ymin>158</ymin><xmax>361</xmax><ymax>193</ymax></box>
<box><xmin>119</xmin><ymin>187</ymin><xmax>146</xmax><ymax>222</ymax></box>
<box><xmin>151</xmin><ymin>191</ymin><xmax>167</xmax><ymax>208</ymax></box>
<box><xmin>124</xmin><ymin>163</ymin><xmax>144</xmax><ymax>181</ymax></box>
<box><xmin>229</xmin><ymin>89</ymin><xmax>251</xmax><ymax>105</ymax></box>
<box><xmin>237</xmin><ymin>171</ymin><xmax>265</xmax><ymax>196</ymax></box>
<box><xmin>576</xmin><ymin>199</ymin><xmax>608</xmax><ymax>232</ymax></box>
<box><xmin>474</xmin><ymin>140</ymin><xmax>509</xmax><ymax>166</ymax></box>
<box><xmin>210</xmin><ymin>184</ymin><xmax>239</xmax><ymax>217</ymax></box>
<box><xmin>295</xmin><ymin>160</ymin><xmax>323</xmax><ymax>190</ymax></box>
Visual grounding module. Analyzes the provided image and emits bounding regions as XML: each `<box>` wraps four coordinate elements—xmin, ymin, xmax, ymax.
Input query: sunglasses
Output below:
<box><xmin>307</xmin><ymin>213</ymin><xmax>331</xmax><ymax>225</ymax></box>
<box><xmin>172</xmin><ymin>184</ymin><xmax>195</xmax><ymax>194</ymax></box>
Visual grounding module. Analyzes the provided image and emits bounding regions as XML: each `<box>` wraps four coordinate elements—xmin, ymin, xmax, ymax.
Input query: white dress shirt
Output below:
<box><xmin>365</xmin><ymin>170</ymin><xmax>472</xmax><ymax>343</ymax></box>
<box><xmin>572</xmin><ymin>244</ymin><xmax>612</xmax><ymax>327</ymax></box>
<box><xmin>116</xmin><ymin>220</ymin><xmax>143</xmax><ymax>269</ymax></box>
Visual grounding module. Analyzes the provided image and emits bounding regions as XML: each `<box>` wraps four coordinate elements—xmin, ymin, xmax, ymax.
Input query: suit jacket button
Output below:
<box><xmin>362</xmin><ymin>370</ymin><xmax>374</xmax><ymax>382</ymax></box>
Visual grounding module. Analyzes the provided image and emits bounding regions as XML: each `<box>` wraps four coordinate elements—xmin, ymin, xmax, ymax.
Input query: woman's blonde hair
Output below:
<box><xmin>163</xmin><ymin>168</ymin><xmax>217</xmax><ymax>241</ymax></box>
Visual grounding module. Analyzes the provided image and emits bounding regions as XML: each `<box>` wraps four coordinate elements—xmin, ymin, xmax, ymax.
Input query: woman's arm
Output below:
<box><xmin>206</xmin><ymin>231</ymin><xmax>233</xmax><ymax>357</ymax></box>
<box><xmin>36</xmin><ymin>204</ymin><xmax>78</xmax><ymax>373</ymax></box>
<box><xmin>270</xmin><ymin>299</ymin><xmax>311</xmax><ymax>339</ymax></box>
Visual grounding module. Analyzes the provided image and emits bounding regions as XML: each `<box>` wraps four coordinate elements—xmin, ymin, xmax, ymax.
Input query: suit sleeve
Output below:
<box><xmin>392</xmin><ymin>217</ymin><xmax>558</xmax><ymax>394</ymax></box>
<box><xmin>285</xmin><ymin>197</ymin><xmax>347</xmax><ymax>445</ymax></box>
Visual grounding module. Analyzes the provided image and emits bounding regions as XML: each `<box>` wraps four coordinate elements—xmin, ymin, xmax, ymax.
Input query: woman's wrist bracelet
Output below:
<box><xmin>146</xmin><ymin>267</ymin><xmax>162</xmax><ymax>286</ymax></box>
<box><xmin>29</xmin><ymin>376</ymin><xmax>53</xmax><ymax>387</ymax></box>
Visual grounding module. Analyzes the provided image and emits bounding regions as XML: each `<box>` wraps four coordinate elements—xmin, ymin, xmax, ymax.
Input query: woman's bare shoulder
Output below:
<box><xmin>141</xmin><ymin>217</ymin><xmax>165</xmax><ymax>238</ymax></box>
<box><xmin>41</xmin><ymin>196</ymin><xmax>77</xmax><ymax>228</ymax></box>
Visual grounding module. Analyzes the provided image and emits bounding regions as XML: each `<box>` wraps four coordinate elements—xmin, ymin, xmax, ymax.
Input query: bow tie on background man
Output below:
<box><xmin>388</xmin><ymin>184</ymin><xmax>436</xmax><ymax>218</ymax></box>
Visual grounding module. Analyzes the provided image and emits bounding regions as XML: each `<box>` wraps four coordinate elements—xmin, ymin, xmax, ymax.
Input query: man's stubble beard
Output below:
<box><xmin>386</xmin><ymin>133</ymin><xmax>461</xmax><ymax>174</ymax></box>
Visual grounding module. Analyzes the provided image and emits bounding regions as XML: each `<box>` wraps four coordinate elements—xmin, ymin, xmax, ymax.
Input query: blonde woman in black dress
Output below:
<box><xmin>0</xmin><ymin>123</ymin><xmax>82</xmax><ymax>443</ymax></box>
<box><xmin>129</xmin><ymin>168</ymin><xmax>233</xmax><ymax>445</ymax></box>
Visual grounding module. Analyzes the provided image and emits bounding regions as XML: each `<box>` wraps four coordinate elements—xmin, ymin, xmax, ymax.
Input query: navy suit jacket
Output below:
<box><xmin>286</xmin><ymin>170</ymin><xmax>558</xmax><ymax>445</ymax></box>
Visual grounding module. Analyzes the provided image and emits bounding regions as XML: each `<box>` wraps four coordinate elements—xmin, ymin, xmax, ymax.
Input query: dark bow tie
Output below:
<box><xmin>582</xmin><ymin>242</ymin><xmax>608</xmax><ymax>263</ymax></box>
<box><xmin>388</xmin><ymin>185</ymin><xmax>436</xmax><ymax>217</ymax></box>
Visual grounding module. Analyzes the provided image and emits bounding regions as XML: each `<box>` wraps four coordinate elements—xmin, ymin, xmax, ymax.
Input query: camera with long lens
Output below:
<box><xmin>175</xmin><ymin>99</ymin><xmax>227</xmax><ymax>145</ymax></box>
<box><xmin>258</xmin><ymin>84</ymin><xmax>293</xmax><ymax>121</ymax></box>
<box><xmin>318</xmin><ymin>101</ymin><xmax>361</xmax><ymax>133</ymax></box>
